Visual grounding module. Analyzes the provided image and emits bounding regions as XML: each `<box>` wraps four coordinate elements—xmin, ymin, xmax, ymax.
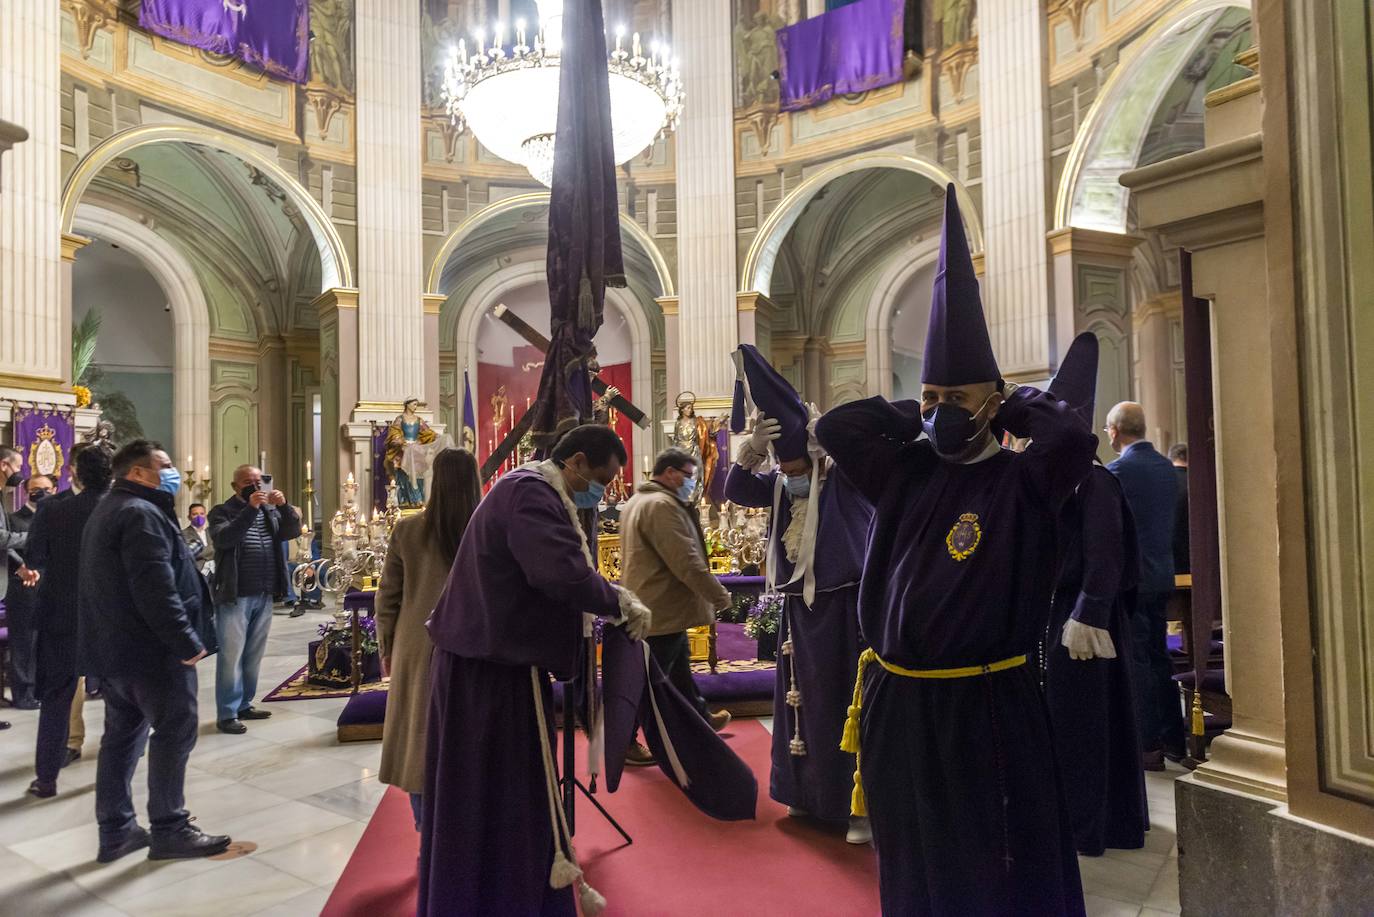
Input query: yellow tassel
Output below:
<box><xmin>840</xmin><ymin>705</ymin><xmax>862</xmax><ymax>754</ymax></box>
<box><xmin>850</xmin><ymin>767</ymin><xmax>867</xmax><ymax>818</ymax></box>
<box><xmin>1191</xmin><ymin>688</ymin><xmax>1205</xmax><ymax>737</ymax></box>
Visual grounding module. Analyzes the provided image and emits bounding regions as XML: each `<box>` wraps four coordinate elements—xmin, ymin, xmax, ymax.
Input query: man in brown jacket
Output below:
<box><xmin>621</xmin><ymin>448</ymin><xmax>733</xmax><ymax>741</ymax></box>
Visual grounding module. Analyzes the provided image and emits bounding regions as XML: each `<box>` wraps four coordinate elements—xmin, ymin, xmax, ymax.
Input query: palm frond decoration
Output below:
<box><xmin>72</xmin><ymin>310</ymin><xmax>102</xmax><ymax>385</ymax></box>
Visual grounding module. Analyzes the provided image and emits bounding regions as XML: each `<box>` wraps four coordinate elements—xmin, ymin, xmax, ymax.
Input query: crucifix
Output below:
<box><xmin>480</xmin><ymin>302</ymin><xmax>650</xmax><ymax>482</ymax></box>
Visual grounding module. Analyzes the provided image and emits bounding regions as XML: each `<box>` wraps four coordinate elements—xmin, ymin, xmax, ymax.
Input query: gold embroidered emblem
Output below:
<box><xmin>946</xmin><ymin>512</ymin><xmax>982</xmax><ymax>562</ymax></box>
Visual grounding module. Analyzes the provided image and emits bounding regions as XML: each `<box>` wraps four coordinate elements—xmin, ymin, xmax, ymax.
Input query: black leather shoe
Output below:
<box><xmin>148</xmin><ymin>823</ymin><xmax>231</xmax><ymax>860</ymax></box>
<box><xmin>216</xmin><ymin>718</ymin><xmax>247</xmax><ymax>735</ymax></box>
<box><xmin>0</xmin><ymin>721</ymin><xmax>10</xmax><ymax>731</ymax></box>
<box><xmin>97</xmin><ymin>826</ymin><xmax>150</xmax><ymax>863</ymax></box>
<box><xmin>238</xmin><ymin>707</ymin><xmax>272</xmax><ymax>721</ymax></box>
<box><xmin>288</xmin><ymin>605</ymin><xmax>306</xmax><ymax>618</ymax></box>
<box><xmin>63</xmin><ymin>748</ymin><xmax>81</xmax><ymax>767</ymax></box>
<box><xmin>27</xmin><ymin>779</ymin><xmax>56</xmax><ymax>799</ymax></box>
<box><xmin>12</xmin><ymin>696</ymin><xmax>39</xmax><ymax>710</ymax></box>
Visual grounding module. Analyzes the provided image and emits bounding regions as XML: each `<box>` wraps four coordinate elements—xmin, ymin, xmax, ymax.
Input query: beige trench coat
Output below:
<box><xmin>620</xmin><ymin>481</ymin><xmax>731</xmax><ymax>637</ymax></box>
<box><xmin>375</xmin><ymin>514</ymin><xmax>453</xmax><ymax>794</ymax></box>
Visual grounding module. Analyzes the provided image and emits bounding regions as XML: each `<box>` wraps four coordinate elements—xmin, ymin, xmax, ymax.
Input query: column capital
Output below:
<box><xmin>735</xmin><ymin>290</ymin><xmax>777</xmax><ymax>318</ymax></box>
<box><xmin>1046</xmin><ymin>226</ymin><xmax>1144</xmax><ymax>264</ymax></box>
<box><xmin>60</xmin><ymin>232</ymin><xmax>92</xmax><ymax>262</ymax></box>
<box><xmin>656</xmin><ymin>294</ymin><xmax>679</xmax><ymax>316</ymax></box>
<box><xmin>313</xmin><ymin>287</ymin><xmax>359</xmax><ymax>320</ymax></box>
<box><xmin>422</xmin><ymin>293</ymin><xmax>447</xmax><ymax>315</ymax></box>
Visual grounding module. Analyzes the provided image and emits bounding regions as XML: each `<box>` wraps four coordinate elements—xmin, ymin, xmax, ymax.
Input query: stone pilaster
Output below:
<box><xmin>315</xmin><ymin>287</ymin><xmax>360</xmax><ymax>544</ymax></box>
<box><xmin>978</xmin><ymin>0</ymin><xmax>1052</xmax><ymax>378</ymax></box>
<box><xmin>657</xmin><ymin>295</ymin><xmax>681</xmax><ymax>402</ymax></box>
<box><xmin>423</xmin><ymin>294</ymin><xmax>445</xmax><ymax>415</ymax></box>
<box><xmin>0</xmin><ymin>4</ymin><xmax>64</xmax><ymax>394</ymax></box>
<box><xmin>354</xmin><ymin>0</ymin><xmax>425</xmax><ymax>407</ymax></box>
<box><xmin>674</xmin><ymin>0</ymin><xmax>739</xmax><ymax>404</ymax></box>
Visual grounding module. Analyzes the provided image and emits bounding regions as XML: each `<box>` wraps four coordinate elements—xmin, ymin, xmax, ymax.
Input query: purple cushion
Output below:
<box><xmin>1168</xmin><ymin>634</ymin><xmax>1224</xmax><ymax>657</ymax></box>
<box><xmin>336</xmin><ymin>689</ymin><xmax>387</xmax><ymax>727</ymax></box>
<box><xmin>343</xmin><ymin>590</ymin><xmax>375</xmax><ymax>614</ymax></box>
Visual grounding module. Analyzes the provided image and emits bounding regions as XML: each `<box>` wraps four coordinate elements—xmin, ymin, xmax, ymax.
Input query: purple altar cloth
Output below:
<box><xmin>776</xmin><ymin>0</ymin><xmax>905</xmax><ymax>112</ymax></box>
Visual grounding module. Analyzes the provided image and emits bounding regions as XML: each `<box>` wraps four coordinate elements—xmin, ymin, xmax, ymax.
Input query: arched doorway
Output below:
<box><xmin>63</xmin><ymin>126</ymin><xmax>350</xmax><ymax>506</ymax></box>
<box><xmin>430</xmin><ymin>194</ymin><xmax>670</xmax><ymax>471</ymax></box>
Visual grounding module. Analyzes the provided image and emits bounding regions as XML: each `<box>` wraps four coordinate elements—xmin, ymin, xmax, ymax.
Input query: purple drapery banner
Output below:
<box><xmin>776</xmin><ymin>0</ymin><xmax>905</xmax><ymax>112</ymax></box>
<box><xmin>140</xmin><ymin>0</ymin><xmax>310</xmax><ymax>84</ymax></box>
<box><xmin>14</xmin><ymin>408</ymin><xmax>76</xmax><ymax>495</ymax></box>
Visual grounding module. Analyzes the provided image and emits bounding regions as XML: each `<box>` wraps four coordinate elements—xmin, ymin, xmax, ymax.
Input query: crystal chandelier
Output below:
<box><xmin>441</xmin><ymin>0</ymin><xmax>683</xmax><ymax>187</ymax></box>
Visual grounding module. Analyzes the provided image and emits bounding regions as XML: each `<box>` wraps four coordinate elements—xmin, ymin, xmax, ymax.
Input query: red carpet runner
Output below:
<box><xmin>322</xmin><ymin>719</ymin><xmax>879</xmax><ymax>916</ymax></box>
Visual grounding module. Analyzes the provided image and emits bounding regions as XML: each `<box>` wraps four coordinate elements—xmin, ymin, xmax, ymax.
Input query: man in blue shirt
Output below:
<box><xmin>1106</xmin><ymin>402</ymin><xmax>1185</xmax><ymax>769</ymax></box>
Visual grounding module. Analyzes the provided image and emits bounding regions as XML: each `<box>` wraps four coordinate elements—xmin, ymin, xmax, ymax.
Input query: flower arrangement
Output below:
<box><xmin>317</xmin><ymin>613</ymin><xmax>379</xmax><ymax>655</ymax></box>
<box><xmin>72</xmin><ymin>385</ymin><xmax>91</xmax><ymax>408</ymax></box>
<box><xmin>742</xmin><ymin>592</ymin><xmax>783</xmax><ymax>641</ymax></box>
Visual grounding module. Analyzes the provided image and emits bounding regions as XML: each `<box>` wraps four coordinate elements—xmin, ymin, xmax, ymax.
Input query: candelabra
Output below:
<box><xmin>183</xmin><ymin>458</ymin><xmax>213</xmax><ymax>503</ymax></box>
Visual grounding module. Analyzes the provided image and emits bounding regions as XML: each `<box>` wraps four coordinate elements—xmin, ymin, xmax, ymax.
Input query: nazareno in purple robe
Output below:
<box><xmin>1045</xmin><ymin>464</ymin><xmax>1148</xmax><ymax>856</ymax></box>
<box><xmin>724</xmin><ymin>461</ymin><xmax>871</xmax><ymax>822</ymax></box>
<box><xmin>815</xmin><ymin>387</ymin><xmax>1092</xmax><ymax>917</ymax></box>
<box><xmin>420</xmin><ymin>468</ymin><xmax>621</xmax><ymax>917</ymax></box>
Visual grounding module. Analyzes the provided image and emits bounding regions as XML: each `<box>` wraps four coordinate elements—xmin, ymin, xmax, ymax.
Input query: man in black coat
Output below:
<box><xmin>207</xmin><ymin>464</ymin><xmax>300</xmax><ymax>734</ymax></box>
<box><xmin>25</xmin><ymin>447</ymin><xmax>112</xmax><ymax>797</ymax></box>
<box><xmin>5</xmin><ymin>474</ymin><xmax>53</xmax><ymax>710</ymax></box>
<box><xmin>1106</xmin><ymin>403</ymin><xmax>1185</xmax><ymax>769</ymax></box>
<box><xmin>79</xmin><ymin>439</ymin><xmax>230</xmax><ymax>863</ymax></box>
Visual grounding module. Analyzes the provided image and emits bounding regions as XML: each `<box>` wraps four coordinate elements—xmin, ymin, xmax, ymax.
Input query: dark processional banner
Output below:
<box><xmin>139</xmin><ymin>0</ymin><xmax>310</xmax><ymax>84</ymax></box>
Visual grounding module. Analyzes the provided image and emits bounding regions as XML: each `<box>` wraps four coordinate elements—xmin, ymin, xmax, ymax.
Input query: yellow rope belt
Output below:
<box><xmin>839</xmin><ymin>648</ymin><xmax>1029</xmax><ymax>817</ymax></box>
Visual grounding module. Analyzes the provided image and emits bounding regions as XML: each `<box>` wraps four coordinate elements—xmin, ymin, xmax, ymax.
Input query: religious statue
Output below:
<box><xmin>671</xmin><ymin>392</ymin><xmax>719</xmax><ymax>506</ymax></box>
<box><xmin>85</xmin><ymin>419</ymin><xmax>115</xmax><ymax>450</ymax></box>
<box><xmin>938</xmin><ymin>0</ymin><xmax>975</xmax><ymax>46</ymax></box>
<box><xmin>490</xmin><ymin>385</ymin><xmax>509</xmax><ymax>433</ymax></box>
<box><xmin>310</xmin><ymin>0</ymin><xmax>356</xmax><ymax>91</ymax></box>
<box><xmin>384</xmin><ymin>398</ymin><xmax>454</xmax><ymax>507</ymax></box>
<box><xmin>734</xmin><ymin>9</ymin><xmax>785</xmax><ymax>107</ymax></box>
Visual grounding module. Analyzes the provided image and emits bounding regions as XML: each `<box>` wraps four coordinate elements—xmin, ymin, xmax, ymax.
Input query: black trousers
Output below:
<box><xmin>646</xmin><ymin>632</ymin><xmax>708</xmax><ymax>716</ymax></box>
<box><xmin>4</xmin><ymin>583</ymin><xmax>38</xmax><ymax>704</ymax></box>
<box><xmin>1129</xmin><ymin>591</ymin><xmax>1185</xmax><ymax>753</ymax></box>
<box><xmin>95</xmin><ymin>663</ymin><xmax>199</xmax><ymax>843</ymax></box>
<box><xmin>34</xmin><ymin>674</ymin><xmax>79</xmax><ymax>785</ymax></box>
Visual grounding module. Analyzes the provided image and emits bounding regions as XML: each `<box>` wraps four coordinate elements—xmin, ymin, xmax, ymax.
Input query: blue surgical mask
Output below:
<box><xmin>676</xmin><ymin>477</ymin><xmax>696</xmax><ymax>502</ymax></box>
<box><xmin>783</xmin><ymin>474</ymin><xmax>810</xmax><ymax>498</ymax></box>
<box><xmin>574</xmin><ymin>479</ymin><xmax>605</xmax><ymax>510</ymax></box>
<box><xmin>157</xmin><ymin>467</ymin><xmax>182</xmax><ymax>496</ymax></box>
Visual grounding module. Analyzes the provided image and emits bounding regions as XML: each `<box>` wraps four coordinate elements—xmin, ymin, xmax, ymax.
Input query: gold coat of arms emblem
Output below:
<box><xmin>946</xmin><ymin>512</ymin><xmax>982</xmax><ymax>562</ymax></box>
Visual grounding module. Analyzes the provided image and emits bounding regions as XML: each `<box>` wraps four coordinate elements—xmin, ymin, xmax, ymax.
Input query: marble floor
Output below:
<box><xmin>0</xmin><ymin>611</ymin><xmax>1185</xmax><ymax>916</ymax></box>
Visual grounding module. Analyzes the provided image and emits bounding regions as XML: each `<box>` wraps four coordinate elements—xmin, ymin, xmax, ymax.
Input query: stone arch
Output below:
<box><xmin>72</xmin><ymin>204</ymin><xmax>211</xmax><ymax>491</ymax></box>
<box><xmin>858</xmin><ymin>235</ymin><xmax>943</xmax><ymax>397</ymax></box>
<box><xmin>1053</xmin><ymin>0</ymin><xmax>1252</xmax><ymax>232</ymax></box>
<box><xmin>61</xmin><ymin>124</ymin><xmax>352</xmax><ymax>290</ymax></box>
<box><xmin>425</xmin><ymin>192</ymin><xmax>675</xmax><ymax>297</ymax></box>
<box><xmin>741</xmin><ymin>153</ymin><xmax>982</xmax><ymax>298</ymax></box>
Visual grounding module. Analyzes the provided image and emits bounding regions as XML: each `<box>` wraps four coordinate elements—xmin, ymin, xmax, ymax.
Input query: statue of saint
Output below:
<box><xmin>384</xmin><ymin>398</ymin><xmax>453</xmax><ymax>507</ymax></box>
<box><xmin>671</xmin><ymin>392</ymin><xmax>719</xmax><ymax>506</ymax></box>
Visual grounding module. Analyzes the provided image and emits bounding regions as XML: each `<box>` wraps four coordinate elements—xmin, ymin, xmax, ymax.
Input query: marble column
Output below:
<box><xmin>59</xmin><ymin>234</ymin><xmax>91</xmax><ymax>387</ymax></box>
<box><xmin>354</xmin><ymin>0</ymin><xmax>425</xmax><ymax>407</ymax></box>
<box><xmin>977</xmin><ymin>0</ymin><xmax>1052</xmax><ymax>379</ymax></box>
<box><xmin>656</xmin><ymin>295</ymin><xmax>680</xmax><ymax>400</ymax></box>
<box><xmin>674</xmin><ymin>0</ymin><xmax>739</xmax><ymax>407</ymax></box>
<box><xmin>315</xmin><ymin>288</ymin><xmax>359</xmax><ymax>545</ymax></box>
<box><xmin>0</xmin><ymin>4</ymin><xmax>65</xmax><ymax>395</ymax></box>
<box><xmin>422</xmin><ymin>294</ymin><xmax>445</xmax><ymax>414</ymax></box>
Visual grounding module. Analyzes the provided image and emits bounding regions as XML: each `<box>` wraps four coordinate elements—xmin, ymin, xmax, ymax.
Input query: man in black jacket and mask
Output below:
<box><xmin>80</xmin><ymin>439</ymin><xmax>229</xmax><ymax>863</ymax></box>
<box><xmin>208</xmin><ymin>465</ymin><xmax>300</xmax><ymax>735</ymax></box>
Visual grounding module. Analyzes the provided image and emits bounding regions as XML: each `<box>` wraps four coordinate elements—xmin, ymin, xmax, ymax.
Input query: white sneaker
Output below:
<box><xmin>846</xmin><ymin>816</ymin><xmax>872</xmax><ymax>845</ymax></box>
<box><xmin>787</xmin><ymin>806</ymin><xmax>809</xmax><ymax>818</ymax></box>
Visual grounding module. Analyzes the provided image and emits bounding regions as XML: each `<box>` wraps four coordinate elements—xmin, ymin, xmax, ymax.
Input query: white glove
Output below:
<box><xmin>1061</xmin><ymin>619</ymin><xmax>1116</xmax><ymax>661</ymax></box>
<box><xmin>614</xmin><ymin>585</ymin><xmax>653</xmax><ymax>641</ymax></box>
<box><xmin>737</xmin><ymin>413</ymin><xmax>781</xmax><ymax>470</ymax></box>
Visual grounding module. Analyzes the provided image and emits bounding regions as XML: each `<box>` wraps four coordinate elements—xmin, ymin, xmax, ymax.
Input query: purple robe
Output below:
<box><xmin>724</xmin><ymin>462</ymin><xmax>870</xmax><ymax>821</ymax></box>
<box><xmin>420</xmin><ymin>468</ymin><xmax>620</xmax><ymax>917</ymax></box>
<box><xmin>815</xmin><ymin>388</ymin><xmax>1092</xmax><ymax>917</ymax></box>
<box><xmin>1046</xmin><ymin>465</ymin><xmax>1148</xmax><ymax>856</ymax></box>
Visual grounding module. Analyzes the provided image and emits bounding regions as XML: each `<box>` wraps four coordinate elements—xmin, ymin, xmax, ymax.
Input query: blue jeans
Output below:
<box><xmin>96</xmin><ymin>663</ymin><xmax>198</xmax><ymax>844</ymax></box>
<box><xmin>214</xmin><ymin>593</ymin><xmax>273</xmax><ymax>723</ymax></box>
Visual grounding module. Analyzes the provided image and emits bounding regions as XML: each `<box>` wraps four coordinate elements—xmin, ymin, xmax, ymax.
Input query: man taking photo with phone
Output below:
<box><xmin>208</xmin><ymin>465</ymin><xmax>301</xmax><ymax>735</ymax></box>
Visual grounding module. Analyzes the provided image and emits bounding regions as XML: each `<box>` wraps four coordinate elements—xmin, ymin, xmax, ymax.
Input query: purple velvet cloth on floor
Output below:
<box><xmin>419</xmin><ymin>650</ymin><xmax>573</xmax><ymax>917</ymax></box>
<box><xmin>337</xmin><ymin>689</ymin><xmax>386</xmax><ymax>727</ymax></box>
<box><xmin>776</xmin><ymin>0</ymin><xmax>905</xmax><ymax>112</ymax></box>
<box><xmin>601</xmin><ymin>627</ymin><xmax>757</xmax><ymax>821</ymax></box>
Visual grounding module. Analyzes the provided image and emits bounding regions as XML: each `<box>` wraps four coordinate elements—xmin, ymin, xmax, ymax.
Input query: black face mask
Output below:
<box><xmin>28</xmin><ymin>490</ymin><xmax>50</xmax><ymax>503</ymax></box>
<box><xmin>922</xmin><ymin>398</ymin><xmax>993</xmax><ymax>459</ymax></box>
<box><xmin>240</xmin><ymin>484</ymin><xmax>259</xmax><ymax>501</ymax></box>
<box><xmin>5</xmin><ymin>472</ymin><xmax>21</xmax><ymax>489</ymax></box>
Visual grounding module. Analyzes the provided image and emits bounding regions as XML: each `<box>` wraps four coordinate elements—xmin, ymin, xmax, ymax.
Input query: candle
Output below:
<box><xmin>516</xmin><ymin>19</ymin><xmax>526</xmax><ymax>48</ymax></box>
<box><xmin>526</xmin><ymin>395</ymin><xmax>531</xmax><ymax>410</ymax></box>
<box><xmin>509</xmin><ymin>404</ymin><xmax>515</xmax><ymax>430</ymax></box>
<box><xmin>494</xmin><ymin>22</ymin><xmax>504</xmax><ymax>49</ymax></box>
<box><xmin>203</xmin><ymin>465</ymin><xmax>210</xmax><ymax>479</ymax></box>
<box><xmin>457</xmin><ymin>38</ymin><xmax>467</xmax><ymax>65</ymax></box>
<box><xmin>259</xmin><ymin>451</ymin><xmax>266</xmax><ymax>471</ymax></box>
<box><xmin>475</xmin><ymin>28</ymin><xmax>485</xmax><ymax>55</ymax></box>
<box><xmin>632</xmin><ymin>31</ymin><xmax>641</xmax><ymax>59</ymax></box>
<box><xmin>615</xmin><ymin>25</ymin><xmax>624</xmax><ymax>53</ymax></box>
<box><xmin>642</xmin><ymin>455</ymin><xmax>649</xmax><ymax>475</ymax></box>
<box><xmin>305</xmin><ymin>460</ymin><xmax>312</xmax><ymax>481</ymax></box>
<box><xmin>186</xmin><ymin>455</ymin><xmax>193</xmax><ymax>471</ymax></box>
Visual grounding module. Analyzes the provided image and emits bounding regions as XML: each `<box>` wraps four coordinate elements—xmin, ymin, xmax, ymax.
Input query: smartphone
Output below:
<box><xmin>258</xmin><ymin>473</ymin><xmax>273</xmax><ymax>493</ymax></box>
